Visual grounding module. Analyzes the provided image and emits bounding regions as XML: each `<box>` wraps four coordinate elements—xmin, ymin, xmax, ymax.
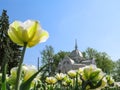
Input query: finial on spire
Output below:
<box><xmin>75</xmin><ymin>39</ymin><xmax>78</xmax><ymax>50</ymax></box>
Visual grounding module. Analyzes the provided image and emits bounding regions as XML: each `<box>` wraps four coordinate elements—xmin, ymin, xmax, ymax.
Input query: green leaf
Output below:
<box><xmin>90</xmin><ymin>70</ymin><xmax>100</xmax><ymax>80</ymax></box>
<box><xmin>20</xmin><ymin>64</ymin><xmax>48</xmax><ymax>90</ymax></box>
<box><xmin>83</xmin><ymin>68</ymin><xmax>90</xmax><ymax>80</ymax></box>
<box><xmin>90</xmin><ymin>75</ymin><xmax>105</xmax><ymax>89</ymax></box>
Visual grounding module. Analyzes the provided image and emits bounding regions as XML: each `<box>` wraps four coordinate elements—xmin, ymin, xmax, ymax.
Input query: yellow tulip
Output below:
<box><xmin>8</xmin><ymin>20</ymin><xmax>49</xmax><ymax>47</ymax></box>
<box><xmin>55</xmin><ymin>73</ymin><xmax>66</xmax><ymax>81</ymax></box>
<box><xmin>82</xmin><ymin>65</ymin><xmax>103</xmax><ymax>81</ymax></box>
<box><xmin>8</xmin><ymin>65</ymin><xmax>40</xmax><ymax>89</ymax></box>
<box><xmin>45</xmin><ymin>77</ymin><xmax>57</xmax><ymax>84</ymax></box>
<box><xmin>22</xmin><ymin>65</ymin><xmax>37</xmax><ymax>81</ymax></box>
<box><xmin>62</xmin><ymin>76</ymin><xmax>73</xmax><ymax>86</ymax></box>
<box><xmin>8</xmin><ymin>67</ymin><xmax>18</xmax><ymax>86</ymax></box>
<box><xmin>78</xmin><ymin>67</ymin><xmax>84</xmax><ymax>75</ymax></box>
<box><xmin>67</xmin><ymin>70</ymin><xmax>76</xmax><ymax>78</ymax></box>
<box><xmin>10</xmin><ymin>67</ymin><xmax>17</xmax><ymax>76</ymax></box>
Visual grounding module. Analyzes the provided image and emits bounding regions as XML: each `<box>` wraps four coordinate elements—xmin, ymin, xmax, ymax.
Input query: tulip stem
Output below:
<box><xmin>1</xmin><ymin>55</ymin><xmax>8</xmax><ymax>90</ymax></box>
<box><xmin>15</xmin><ymin>43</ymin><xmax>27</xmax><ymax>90</ymax></box>
<box><xmin>1</xmin><ymin>40</ymin><xmax>10</xmax><ymax>90</ymax></box>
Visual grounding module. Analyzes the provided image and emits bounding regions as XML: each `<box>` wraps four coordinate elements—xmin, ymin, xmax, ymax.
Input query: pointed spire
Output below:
<box><xmin>75</xmin><ymin>39</ymin><xmax>78</xmax><ymax>50</ymax></box>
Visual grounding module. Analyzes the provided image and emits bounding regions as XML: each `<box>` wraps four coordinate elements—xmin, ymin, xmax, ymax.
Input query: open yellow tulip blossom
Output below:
<box><xmin>8</xmin><ymin>20</ymin><xmax>49</xmax><ymax>47</ymax></box>
<box><xmin>55</xmin><ymin>73</ymin><xmax>66</xmax><ymax>81</ymax></box>
<box><xmin>45</xmin><ymin>77</ymin><xmax>57</xmax><ymax>84</ymax></box>
<box><xmin>67</xmin><ymin>70</ymin><xmax>77</xmax><ymax>78</ymax></box>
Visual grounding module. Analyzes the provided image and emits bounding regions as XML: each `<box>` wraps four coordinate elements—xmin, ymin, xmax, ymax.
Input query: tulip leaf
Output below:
<box><xmin>90</xmin><ymin>76</ymin><xmax>105</xmax><ymax>89</ymax></box>
<box><xmin>90</xmin><ymin>70</ymin><xmax>100</xmax><ymax>80</ymax></box>
<box><xmin>83</xmin><ymin>68</ymin><xmax>90</xmax><ymax>80</ymax></box>
<box><xmin>20</xmin><ymin>64</ymin><xmax>48</xmax><ymax>90</ymax></box>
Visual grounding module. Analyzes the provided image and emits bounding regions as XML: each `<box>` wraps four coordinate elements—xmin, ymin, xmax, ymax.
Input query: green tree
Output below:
<box><xmin>0</xmin><ymin>10</ymin><xmax>21</xmax><ymax>74</ymax></box>
<box><xmin>113</xmin><ymin>59</ymin><xmax>120</xmax><ymax>81</ymax></box>
<box><xmin>41</xmin><ymin>45</ymin><xmax>54</xmax><ymax>65</ymax></box>
<box><xmin>54</xmin><ymin>50</ymin><xmax>70</xmax><ymax>60</ymax></box>
<box><xmin>84</xmin><ymin>47</ymin><xmax>97</xmax><ymax>59</ymax></box>
<box><xmin>40</xmin><ymin>46</ymin><xmax>70</xmax><ymax>76</ymax></box>
<box><xmin>84</xmin><ymin>47</ymin><xmax>114</xmax><ymax>74</ymax></box>
<box><xmin>40</xmin><ymin>45</ymin><xmax>54</xmax><ymax>76</ymax></box>
<box><xmin>95</xmin><ymin>52</ymin><xmax>115</xmax><ymax>74</ymax></box>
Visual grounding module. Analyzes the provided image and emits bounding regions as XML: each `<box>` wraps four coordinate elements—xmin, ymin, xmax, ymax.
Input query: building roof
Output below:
<box><xmin>69</xmin><ymin>40</ymin><xmax>83</xmax><ymax>63</ymax></box>
<box><xmin>70</xmin><ymin>49</ymin><xmax>83</xmax><ymax>58</ymax></box>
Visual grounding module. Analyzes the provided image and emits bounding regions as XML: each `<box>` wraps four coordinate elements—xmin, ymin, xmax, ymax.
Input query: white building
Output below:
<box><xmin>57</xmin><ymin>41</ymin><xmax>96</xmax><ymax>73</ymax></box>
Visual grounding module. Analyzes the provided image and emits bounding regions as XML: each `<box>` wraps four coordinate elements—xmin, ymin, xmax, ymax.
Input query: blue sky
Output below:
<box><xmin>1</xmin><ymin>0</ymin><xmax>120</xmax><ymax>66</ymax></box>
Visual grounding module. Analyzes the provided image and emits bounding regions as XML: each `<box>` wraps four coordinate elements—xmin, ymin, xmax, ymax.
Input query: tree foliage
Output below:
<box><xmin>83</xmin><ymin>47</ymin><xmax>115</xmax><ymax>74</ymax></box>
<box><xmin>83</xmin><ymin>47</ymin><xmax>97</xmax><ymax>59</ymax></box>
<box><xmin>95</xmin><ymin>52</ymin><xmax>115</xmax><ymax>74</ymax></box>
<box><xmin>40</xmin><ymin>46</ymin><xmax>70</xmax><ymax>76</ymax></box>
<box><xmin>113</xmin><ymin>59</ymin><xmax>120</xmax><ymax>81</ymax></box>
<box><xmin>40</xmin><ymin>45</ymin><xmax>54</xmax><ymax>76</ymax></box>
<box><xmin>0</xmin><ymin>10</ymin><xmax>22</xmax><ymax>74</ymax></box>
<box><xmin>41</xmin><ymin>45</ymin><xmax>54</xmax><ymax>65</ymax></box>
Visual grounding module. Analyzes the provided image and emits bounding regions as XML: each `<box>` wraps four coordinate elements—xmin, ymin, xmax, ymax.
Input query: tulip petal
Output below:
<box><xmin>23</xmin><ymin>30</ymin><xmax>29</xmax><ymax>42</ymax></box>
<box><xmin>27</xmin><ymin>30</ymin><xmax>49</xmax><ymax>47</ymax></box>
<box><xmin>8</xmin><ymin>27</ymin><xmax>24</xmax><ymax>46</ymax></box>
<box><xmin>11</xmin><ymin>21</ymin><xmax>22</xmax><ymax>30</ymax></box>
<box><xmin>39</xmin><ymin>30</ymin><xmax>49</xmax><ymax>43</ymax></box>
<box><xmin>27</xmin><ymin>21</ymin><xmax>40</xmax><ymax>40</ymax></box>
